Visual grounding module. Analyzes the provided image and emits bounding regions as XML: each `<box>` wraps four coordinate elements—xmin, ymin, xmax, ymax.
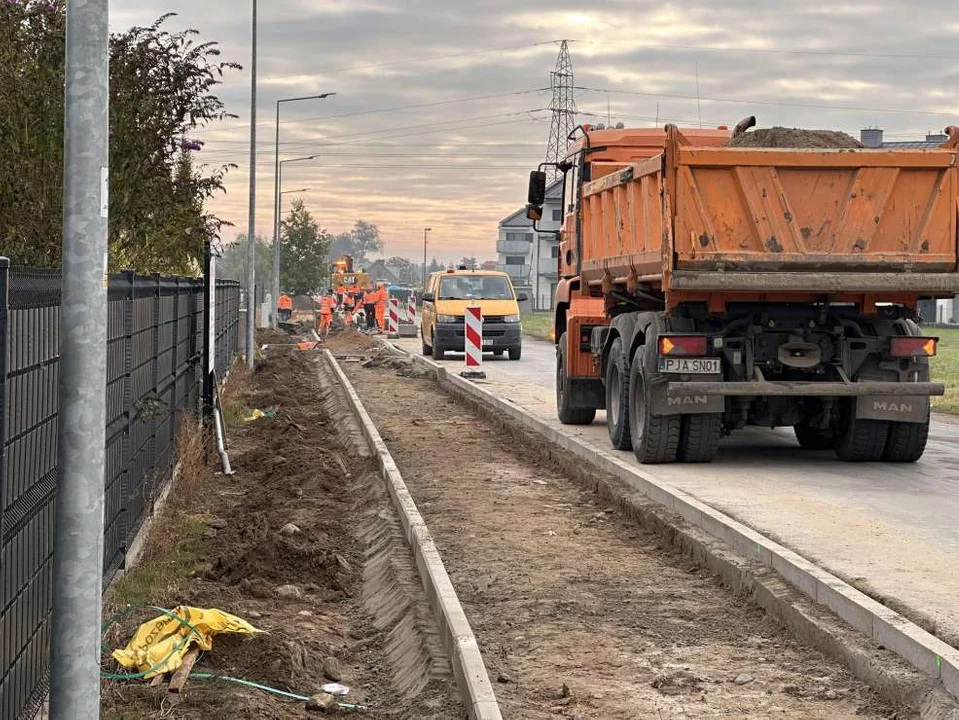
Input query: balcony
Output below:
<box><xmin>498</xmin><ymin>263</ymin><xmax>530</xmax><ymax>280</ymax></box>
<box><xmin>497</xmin><ymin>238</ymin><xmax>531</xmax><ymax>255</ymax></box>
<box><xmin>538</xmin><ymin>256</ymin><xmax>559</xmax><ymax>275</ymax></box>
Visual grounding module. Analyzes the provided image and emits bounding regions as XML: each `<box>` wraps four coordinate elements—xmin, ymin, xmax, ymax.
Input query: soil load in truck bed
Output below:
<box><xmin>727</xmin><ymin>127</ymin><xmax>863</xmax><ymax>148</ymax></box>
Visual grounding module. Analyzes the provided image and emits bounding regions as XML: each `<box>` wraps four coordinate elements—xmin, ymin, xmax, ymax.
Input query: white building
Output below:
<box><xmin>496</xmin><ymin>178</ymin><xmax>563</xmax><ymax>310</ymax></box>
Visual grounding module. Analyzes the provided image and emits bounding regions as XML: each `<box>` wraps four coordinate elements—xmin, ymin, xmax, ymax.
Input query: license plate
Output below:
<box><xmin>658</xmin><ymin>357</ymin><xmax>720</xmax><ymax>374</ymax></box>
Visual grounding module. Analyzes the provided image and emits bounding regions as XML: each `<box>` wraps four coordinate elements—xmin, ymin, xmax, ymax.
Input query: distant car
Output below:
<box><xmin>419</xmin><ymin>268</ymin><xmax>528</xmax><ymax>361</ymax></box>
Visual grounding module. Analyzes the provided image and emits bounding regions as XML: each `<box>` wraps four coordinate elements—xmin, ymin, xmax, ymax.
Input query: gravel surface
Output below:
<box><xmin>345</xmin><ymin>361</ymin><xmax>911</xmax><ymax>720</ymax></box>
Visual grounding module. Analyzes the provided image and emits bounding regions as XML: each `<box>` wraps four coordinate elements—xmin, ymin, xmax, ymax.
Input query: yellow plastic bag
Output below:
<box><xmin>112</xmin><ymin>606</ymin><xmax>262</xmax><ymax>678</ymax></box>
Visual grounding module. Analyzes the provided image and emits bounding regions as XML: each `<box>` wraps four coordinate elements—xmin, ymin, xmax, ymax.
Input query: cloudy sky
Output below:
<box><xmin>109</xmin><ymin>0</ymin><xmax>959</xmax><ymax>264</ymax></box>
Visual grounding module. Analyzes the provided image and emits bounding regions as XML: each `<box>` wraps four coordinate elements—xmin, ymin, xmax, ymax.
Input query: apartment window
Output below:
<box><xmin>506</xmin><ymin>232</ymin><xmax>533</xmax><ymax>243</ymax></box>
<box><xmin>550</xmin><ymin>245</ymin><xmax>560</xmax><ymax>258</ymax></box>
<box><xmin>552</xmin><ymin>209</ymin><xmax>562</xmax><ymax>222</ymax></box>
<box><xmin>505</xmin><ymin>255</ymin><xmax>526</xmax><ymax>265</ymax></box>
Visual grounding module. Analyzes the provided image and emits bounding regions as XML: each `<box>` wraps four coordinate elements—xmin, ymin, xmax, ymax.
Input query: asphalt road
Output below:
<box><xmin>393</xmin><ymin>332</ymin><xmax>959</xmax><ymax>646</ymax></box>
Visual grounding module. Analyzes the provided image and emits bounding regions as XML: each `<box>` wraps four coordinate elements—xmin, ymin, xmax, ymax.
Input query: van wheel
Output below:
<box><xmin>421</xmin><ymin>332</ymin><xmax>432</xmax><ymax>356</ymax></box>
<box><xmin>629</xmin><ymin>346</ymin><xmax>680</xmax><ymax>464</ymax></box>
<box><xmin>835</xmin><ymin>400</ymin><xmax>889</xmax><ymax>462</ymax></box>
<box><xmin>432</xmin><ymin>344</ymin><xmax>445</xmax><ymax>361</ymax></box>
<box><xmin>509</xmin><ymin>346</ymin><xmax>522</xmax><ymax>361</ymax></box>
<box><xmin>604</xmin><ymin>337</ymin><xmax>632</xmax><ymax>450</ymax></box>
<box><xmin>678</xmin><ymin>414</ymin><xmax>722</xmax><ymax>462</ymax></box>
<box><xmin>557</xmin><ymin>332</ymin><xmax>595</xmax><ymax>425</ymax></box>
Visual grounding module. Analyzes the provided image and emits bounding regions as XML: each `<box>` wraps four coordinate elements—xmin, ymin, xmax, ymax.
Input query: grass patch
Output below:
<box><xmin>522</xmin><ymin>312</ymin><xmax>554</xmax><ymax>341</ymax></box>
<box><xmin>931</xmin><ymin>327</ymin><xmax>959</xmax><ymax>415</ymax></box>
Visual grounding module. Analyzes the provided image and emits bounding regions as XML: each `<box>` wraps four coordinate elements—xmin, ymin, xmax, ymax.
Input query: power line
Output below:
<box><xmin>307</xmin><ymin>40</ymin><xmax>561</xmax><ymax>75</ymax></box>
<box><xmin>576</xmin><ymin>86</ymin><xmax>959</xmax><ymax>119</ymax></box>
<box><xmin>593</xmin><ymin>41</ymin><xmax>959</xmax><ymax>62</ymax></box>
<box><xmin>200</xmin><ymin>88</ymin><xmax>550</xmax><ymax>136</ymax></box>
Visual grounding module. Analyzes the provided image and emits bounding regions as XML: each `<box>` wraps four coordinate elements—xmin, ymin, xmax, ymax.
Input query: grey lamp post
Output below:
<box><xmin>422</xmin><ymin>227</ymin><xmax>432</xmax><ymax>289</ymax></box>
<box><xmin>272</xmin><ymin>93</ymin><xmax>335</xmax><ymax>326</ymax></box>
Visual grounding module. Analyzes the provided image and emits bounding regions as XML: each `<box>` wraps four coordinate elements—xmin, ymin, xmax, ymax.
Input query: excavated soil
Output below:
<box><xmin>728</xmin><ymin>127</ymin><xmax>862</xmax><ymax>149</ymax></box>
<box><xmin>101</xmin><ymin>337</ymin><xmax>461</xmax><ymax>719</ymax></box>
<box><xmin>344</xmin><ymin>362</ymin><xmax>912</xmax><ymax>720</ymax></box>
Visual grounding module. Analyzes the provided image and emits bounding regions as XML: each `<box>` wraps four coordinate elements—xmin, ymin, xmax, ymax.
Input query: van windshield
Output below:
<box><xmin>438</xmin><ymin>275</ymin><xmax>514</xmax><ymax>300</ymax></box>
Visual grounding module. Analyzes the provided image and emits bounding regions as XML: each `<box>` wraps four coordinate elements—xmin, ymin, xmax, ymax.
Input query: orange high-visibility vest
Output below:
<box><xmin>277</xmin><ymin>295</ymin><xmax>293</xmax><ymax>310</ymax></box>
<box><xmin>320</xmin><ymin>296</ymin><xmax>335</xmax><ymax>315</ymax></box>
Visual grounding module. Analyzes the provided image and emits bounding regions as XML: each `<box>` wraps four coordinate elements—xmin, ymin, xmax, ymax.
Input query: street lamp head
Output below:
<box><xmin>425</xmin><ymin>227</ymin><xmax>432</xmax><ymax>232</ymax></box>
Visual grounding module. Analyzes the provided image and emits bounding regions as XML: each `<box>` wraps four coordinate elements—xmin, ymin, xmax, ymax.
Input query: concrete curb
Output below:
<box><xmin>393</xmin><ymin>343</ymin><xmax>959</xmax><ymax>703</ymax></box>
<box><xmin>324</xmin><ymin>351</ymin><xmax>502</xmax><ymax>720</ymax></box>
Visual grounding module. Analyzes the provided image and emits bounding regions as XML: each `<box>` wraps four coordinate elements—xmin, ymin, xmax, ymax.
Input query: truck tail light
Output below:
<box><xmin>890</xmin><ymin>336</ymin><xmax>937</xmax><ymax>358</ymax></box>
<box><xmin>658</xmin><ymin>335</ymin><xmax>708</xmax><ymax>356</ymax></box>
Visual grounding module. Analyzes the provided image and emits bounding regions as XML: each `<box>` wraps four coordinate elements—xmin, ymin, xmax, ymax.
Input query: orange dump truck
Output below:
<box><xmin>526</xmin><ymin>121</ymin><xmax>959</xmax><ymax>464</ymax></box>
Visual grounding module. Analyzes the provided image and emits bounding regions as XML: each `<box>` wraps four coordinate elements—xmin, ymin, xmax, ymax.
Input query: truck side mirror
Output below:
<box><xmin>526</xmin><ymin>203</ymin><xmax>543</xmax><ymax>221</ymax></box>
<box><xmin>422</xmin><ymin>292</ymin><xmax>435</xmax><ymax>303</ymax></box>
<box><xmin>528</xmin><ymin>170</ymin><xmax>547</xmax><ymax>205</ymax></box>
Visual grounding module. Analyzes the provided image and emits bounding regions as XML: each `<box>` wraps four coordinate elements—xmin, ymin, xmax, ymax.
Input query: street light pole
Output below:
<box><xmin>271</xmin><ymin>93</ymin><xmax>334</xmax><ymax>327</ymax></box>
<box><xmin>422</xmin><ymin>227</ymin><xmax>432</xmax><ymax>289</ymax></box>
<box><xmin>50</xmin><ymin>0</ymin><xmax>109</xmax><ymax>715</ymax></box>
<box><xmin>245</xmin><ymin>0</ymin><xmax>257</xmax><ymax>369</ymax></box>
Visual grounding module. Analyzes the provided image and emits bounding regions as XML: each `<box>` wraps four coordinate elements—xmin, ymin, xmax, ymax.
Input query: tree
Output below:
<box><xmin>280</xmin><ymin>200</ymin><xmax>331</xmax><ymax>296</ymax></box>
<box><xmin>428</xmin><ymin>257</ymin><xmax>444</xmax><ymax>274</ymax></box>
<box><xmin>0</xmin><ymin>4</ymin><xmax>237</xmax><ymax>272</ymax></box>
<box><xmin>385</xmin><ymin>256</ymin><xmax>416</xmax><ymax>284</ymax></box>
<box><xmin>217</xmin><ymin>234</ymin><xmax>273</xmax><ymax>289</ymax></box>
<box><xmin>328</xmin><ymin>220</ymin><xmax>383</xmax><ymax>268</ymax></box>
<box><xmin>460</xmin><ymin>256</ymin><xmax>478</xmax><ymax>270</ymax></box>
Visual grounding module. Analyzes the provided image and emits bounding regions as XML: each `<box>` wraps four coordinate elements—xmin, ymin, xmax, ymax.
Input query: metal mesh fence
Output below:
<box><xmin>0</xmin><ymin>263</ymin><xmax>241</xmax><ymax>720</ymax></box>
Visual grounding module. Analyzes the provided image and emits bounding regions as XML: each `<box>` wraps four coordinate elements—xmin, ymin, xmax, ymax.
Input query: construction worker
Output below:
<box><xmin>375</xmin><ymin>282</ymin><xmax>389</xmax><ymax>332</ymax></box>
<box><xmin>318</xmin><ymin>289</ymin><xmax>336</xmax><ymax>338</ymax></box>
<box><xmin>277</xmin><ymin>293</ymin><xmax>294</xmax><ymax>322</ymax></box>
<box><xmin>342</xmin><ymin>290</ymin><xmax>356</xmax><ymax>327</ymax></box>
<box><xmin>335</xmin><ymin>282</ymin><xmax>348</xmax><ymax>306</ymax></box>
<box><xmin>362</xmin><ymin>284</ymin><xmax>378</xmax><ymax>332</ymax></box>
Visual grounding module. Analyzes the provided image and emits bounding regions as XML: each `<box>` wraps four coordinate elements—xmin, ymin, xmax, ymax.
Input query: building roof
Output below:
<box><xmin>545</xmin><ymin>177</ymin><xmax>563</xmax><ymax>200</ymax></box>
<box><xmin>499</xmin><ymin>206</ymin><xmax>534</xmax><ymax>228</ymax></box>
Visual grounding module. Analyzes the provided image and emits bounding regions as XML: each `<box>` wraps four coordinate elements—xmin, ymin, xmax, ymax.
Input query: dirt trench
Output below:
<box><xmin>344</xmin><ymin>360</ymin><xmax>911</xmax><ymax>720</ymax></box>
<box><xmin>101</xmin><ymin>339</ymin><xmax>461</xmax><ymax>719</ymax></box>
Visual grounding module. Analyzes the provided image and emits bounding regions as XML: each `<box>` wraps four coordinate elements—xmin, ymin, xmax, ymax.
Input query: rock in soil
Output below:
<box><xmin>275</xmin><ymin>584</ymin><xmax>303</xmax><ymax>600</ymax></box>
<box><xmin>734</xmin><ymin>673</ymin><xmax>755</xmax><ymax>685</ymax></box>
<box><xmin>323</xmin><ymin>656</ymin><xmax>343</xmax><ymax>682</ymax></box>
<box><xmin>279</xmin><ymin>522</ymin><xmax>301</xmax><ymax>536</ymax></box>
<box><xmin>208</xmin><ymin>517</ymin><xmax>229</xmax><ymax>529</ymax></box>
<box><xmin>305</xmin><ymin>693</ymin><xmax>337</xmax><ymax>712</ymax></box>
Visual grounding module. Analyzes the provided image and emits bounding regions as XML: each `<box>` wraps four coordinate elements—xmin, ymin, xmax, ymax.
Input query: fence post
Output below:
<box><xmin>0</xmin><ymin>257</ymin><xmax>8</xmax><ymax>563</ymax></box>
<box><xmin>202</xmin><ymin>241</ymin><xmax>214</xmax><ymax>416</ymax></box>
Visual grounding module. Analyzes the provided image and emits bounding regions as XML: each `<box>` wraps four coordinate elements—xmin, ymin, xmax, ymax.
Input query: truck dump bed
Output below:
<box><xmin>577</xmin><ymin>126</ymin><xmax>959</xmax><ymax>296</ymax></box>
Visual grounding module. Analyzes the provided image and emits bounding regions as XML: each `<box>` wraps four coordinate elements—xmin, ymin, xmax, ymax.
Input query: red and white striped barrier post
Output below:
<box><xmin>462</xmin><ymin>306</ymin><xmax>486</xmax><ymax>379</ymax></box>
<box><xmin>388</xmin><ymin>297</ymin><xmax>400</xmax><ymax>337</ymax></box>
<box><xmin>407</xmin><ymin>293</ymin><xmax>416</xmax><ymax>324</ymax></box>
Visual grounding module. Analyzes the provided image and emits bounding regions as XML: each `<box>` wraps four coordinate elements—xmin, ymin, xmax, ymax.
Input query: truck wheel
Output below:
<box><xmin>678</xmin><ymin>414</ymin><xmax>722</xmax><ymax>462</ymax></box>
<box><xmin>432</xmin><ymin>344</ymin><xmax>445</xmax><ymax>361</ymax></box>
<box><xmin>556</xmin><ymin>332</ymin><xmax>596</xmax><ymax>425</ymax></box>
<box><xmin>793</xmin><ymin>423</ymin><xmax>835</xmax><ymax>450</ymax></box>
<box><xmin>835</xmin><ymin>400</ymin><xmax>889</xmax><ymax>462</ymax></box>
<box><xmin>509</xmin><ymin>346</ymin><xmax>522</xmax><ymax>361</ymax></box>
<box><xmin>604</xmin><ymin>337</ymin><xmax>632</xmax><ymax>450</ymax></box>
<box><xmin>629</xmin><ymin>346</ymin><xmax>680</xmax><ymax>464</ymax></box>
<box><xmin>882</xmin><ymin>411</ymin><xmax>930</xmax><ymax>463</ymax></box>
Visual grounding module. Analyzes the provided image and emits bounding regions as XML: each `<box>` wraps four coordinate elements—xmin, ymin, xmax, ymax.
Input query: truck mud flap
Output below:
<box><xmin>568</xmin><ymin>377</ymin><xmax>606</xmax><ymax>410</ymax></box>
<box><xmin>650</xmin><ymin>377</ymin><xmax>724</xmax><ymax>416</ymax></box>
<box><xmin>856</xmin><ymin>396</ymin><xmax>929</xmax><ymax>423</ymax></box>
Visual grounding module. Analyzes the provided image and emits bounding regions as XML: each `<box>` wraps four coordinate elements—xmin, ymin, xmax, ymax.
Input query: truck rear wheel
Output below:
<box><xmin>882</xmin><ymin>411</ymin><xmax>930</xmax><ymax>463</ymax></box>
<box><xmin>556</xmin><ymin>332</ymin><xmax>596</xmax><ymax>425</ymax></box>
<box><xmin>794</xmin><ymin>423</ymin><xmax>836</xmax><ymax>450</ymax></box>
<box><xmin>629</xmin><ymin>346</ymin><xmax>680</xmax><ymax>464</ymax></box>
<box><xmin>835</xmin><ymin>400</ymin><xmax>889</xmax><ymax>462</ymax></box>
<box><xmin>605</xmin><ymin>337</ymin><xmax>632</xmax><ymax>450</ymax></box>
<box><xmin>678</xmin><ymin>414</ymin><xmax>722</xmax><ymax>462</ymax></box>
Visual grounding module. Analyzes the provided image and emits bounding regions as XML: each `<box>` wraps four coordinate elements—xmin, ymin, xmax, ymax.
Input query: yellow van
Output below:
<box><xmin>420</xmin><ymin>268</ymin><xmax>527</xmax><ymax>361</ymax></box>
